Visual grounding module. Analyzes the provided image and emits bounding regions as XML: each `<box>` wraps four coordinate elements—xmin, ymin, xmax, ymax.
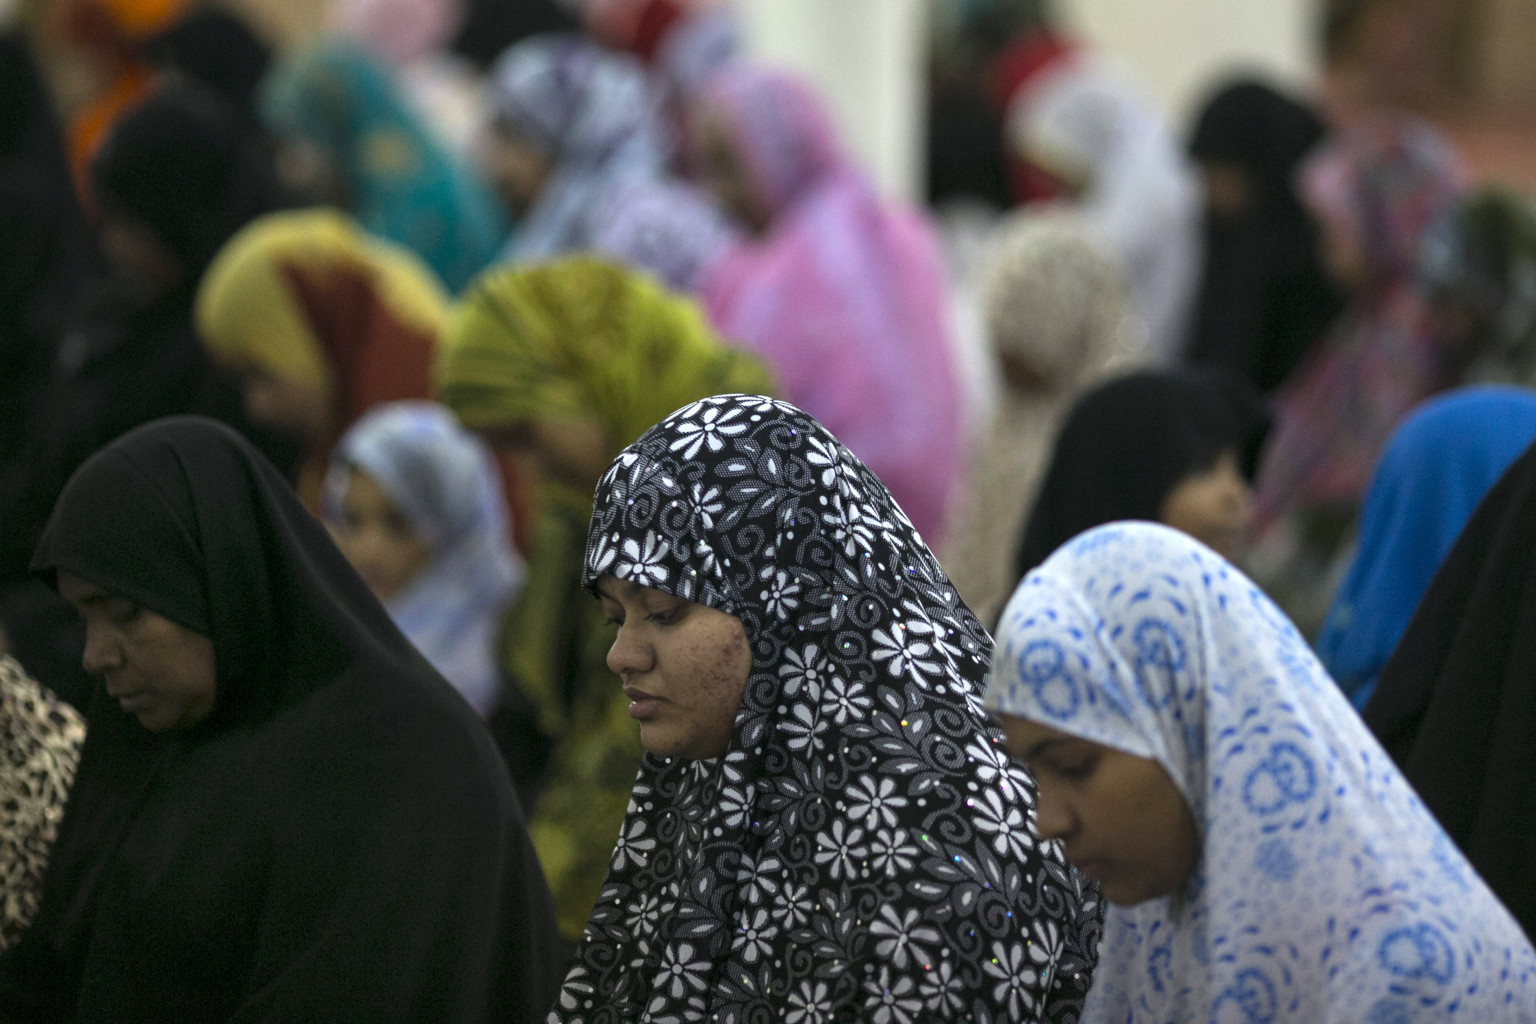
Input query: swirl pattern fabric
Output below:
<box><xmin>555</xmin><ymin>394</ymin><xmax>1100</xmax><ymax>1023</ymax></box>
<box><xmin>988</xmin><ymin>521</ymin><xmax>1536</xmax><ymax>1023</ymax></box>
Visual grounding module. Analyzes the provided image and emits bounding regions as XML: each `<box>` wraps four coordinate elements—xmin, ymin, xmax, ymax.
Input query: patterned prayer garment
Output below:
<box><xmin>554</xmin><ymin>394</ymin><xmax>1101</xmax><ymax>1024</ymax></box>
<box><xmin>988</xmin><ymin>521</ymin><xmax>1536</xmax><ymax>1023</ymax></box>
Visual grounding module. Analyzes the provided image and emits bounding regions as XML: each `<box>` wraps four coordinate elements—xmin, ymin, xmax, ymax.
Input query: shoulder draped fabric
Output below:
<box><xmin>324</xmin><ymin>400</ymin><xmax>524</xmax><ymax>717</ymax></box>
<box><xmin>1418</xmin><ymin>187</ymin><xmax>1536</xmax><ymax>387</ymax></box>
<box><xmin>1253</xmin><ymin>116</ymin><xmax>1470</xmax><ymax>530</ymax></box>
<box><xmin>1014</xmin><ymin>368</ymin><xmax>1265</xmax><ymax>579</ymax></box>
<box><xmin>1316</xmin><ymin>385</ymin><xmax>1536</xmax><ymax>709</ymax></box>
<box><xmin>259</xmin><ymin>40</ymin><xmax>505</xmax><ymax>293</ymax></box>
<box><xmin>489</xmin><ymin>34</ymin><xmax>668</xmax><ymax>262</ymax></box>
<box><xmin>940</xmin><ymin>209</ymin><xmax>1132</xmax><ymax>626</ymax></box>
<box><xmin>1008</xmin><ymin>59</ymin><xmax>1201</xmax><ymax>362</ymax></box>
<box><xmin>988</xmin><ymin>521</ymin><xmax>1536</xmax><ymax>1022</ymax></box>
<box><xmin>1185</xmin><ymin>80</ymin><xmax>1341</xmax><ymax>392</ymax></box>
<box><xmin>696</xmin><ymin>66</ymin><xmax>964</xmax><ymax>547</ymax></box>
<box><xmin>1364</xmin><ymin>437</ymin><xmax>1536</xmax><ymax>940</ymax></box>
<box><xmin>0</xmin><ymin>656</ymin><xmax>84</xmax><ymax>952</ymax></box>
<box><xmin>436</xmin><ymin>257</ymin><xmax>776</xmax><ymax>939</ymax></box>
<box><xmin>0</xmin><ymin>416</ymin><xmax>561</xmax><ymax>1023</ymax></box>
<box><xmin>554</xmin><ymin>393</ymin><xmax>1102</xmax><ymax>1024</ymax></box>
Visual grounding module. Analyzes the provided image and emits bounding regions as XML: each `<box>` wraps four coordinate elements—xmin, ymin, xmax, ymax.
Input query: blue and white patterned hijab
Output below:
<box><xmin>555</xmin><ymin>395</ymin><xmax>1101</xmax><ymax>1024</ymax></box>
<box><xmin>987</xmin><ymin>521</ymin><xmax>1536</xmax><ymax>1023</ymax></box>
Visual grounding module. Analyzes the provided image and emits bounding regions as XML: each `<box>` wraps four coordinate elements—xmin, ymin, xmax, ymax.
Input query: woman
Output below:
<box><xmin>988</xmin><ymin>521</ymin><xmax>1536</xmax><ymax>1022</ymax></box>
<box><xmin>1419</xmin><ymin>187</ymin><xmax>1536</xmax><ymax>387</ymax></box>
<box><xmin>1009</xmin><ymin>58</ymin><xmax>1201</xmax><ymax>361</ymax></box>
<box><xmin>552</xmin><ymin>393</ymin><xmax>1100</xmax><ymax>1022</ymax></box>
<box><xmin>195</xmin><ymin>206</ymin><xmax>450</xmax><ymax>501</ymax></box>
<box><xmin>0</xmin><ymin>656</ymin><xmax>84</xmax><ymax>952</ymax></box>
<box><xmin>695</xmin><ymin>65</ymin><xmax>964</xmax><ymax>546</ymax></box>
<box><xmin>260</xmin><ymin>40</ymin><xmax>505</xmax><ymax>292</ymax></box>
<box><xmin>324</xmin><ymin>401</ymin><xmax>524</xmax><ymax>717</ymax></box>
<box><xmin>481</xmin><ymin>34</ymin><xmax>667</xmax><ymax>262</ymax></box>
<box><xmin>1253</xmin><ymin>116</ymin><xmax>1469</xmax><ymax>536</ymax></box>
<box><xmin>1186</xmin><ymin>79</ymin><xmax>1342</xmax><ymax>392</ymax></box>
<box><xmin>1316</xmin><ymin>386</ymin><xmax>1536</xmax><ymax>709</ymax></box>
<box><xmin>435</xmin><ymin>256</ymin><xmax>774</xmax><ymax>940</ymax></box>
<box><xmin>1014</xmin><ymin>368</ymin><xmax>1265</xmax><ymax>580</ymax></box>
<box><xmin>941</xmin><ymin>209</ymin><xmax>1134</xmax><ymax>626</ymax></box>
<box><xmin>1365</xmin><ymin>437</ymin><xmax>1536</xmax><ymax>939</ymax></box>
<box><xmin>0</xmin><ymin>416</ymin><xmax>562</xmax><ymax>1022</ymax></box>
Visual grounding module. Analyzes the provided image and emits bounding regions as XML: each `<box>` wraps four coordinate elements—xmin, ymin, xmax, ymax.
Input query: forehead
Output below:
<box><xmin>998</xmin><ymin>714</ymin><xmax>1079</xmax><ymax>754</ymax></box>
<box><xmin>56</xmin><ymin>570</ymin><xmax>117</xmax><ymax>605</ymax></box>
<box><xmin>595</xmin><ymin>574</ymin><xmax>669</xmax><ymax>603</ymax></box>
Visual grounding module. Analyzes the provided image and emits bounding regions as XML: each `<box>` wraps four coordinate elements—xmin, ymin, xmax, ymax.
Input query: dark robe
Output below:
<box><xmin>1363</xmin><ymin>438</ymin><xmax>1536</xmax><ymax>940</ymax></box>
<box><xmin>0</xmin><ymin>416</ymin><xmax>563</xmax><ymax>1023</ymax></box>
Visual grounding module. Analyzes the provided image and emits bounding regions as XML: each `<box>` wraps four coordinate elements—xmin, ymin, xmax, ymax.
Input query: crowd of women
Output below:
<box><xmin>0</xmin><ymin>0</ymin><xmax>1534</xmax><ymax>1019</ymax></box>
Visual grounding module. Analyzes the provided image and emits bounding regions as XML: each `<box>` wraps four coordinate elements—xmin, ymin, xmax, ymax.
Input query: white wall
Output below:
<box><xmin>736</xmin><ymin>0</ymin><xmax>926</xmax><ymax>200</ymax></box>
<box><xmin>1051</xmin><ymin>0</ymin><xmax>1319</xmax><ymax>125</ymax></box>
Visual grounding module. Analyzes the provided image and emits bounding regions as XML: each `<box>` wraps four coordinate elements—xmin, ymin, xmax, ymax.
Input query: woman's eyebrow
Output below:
<box><xmin>1023</xmin><ymin>737</ymin><xmax>1073</xmax><ymax>760</ymax></box>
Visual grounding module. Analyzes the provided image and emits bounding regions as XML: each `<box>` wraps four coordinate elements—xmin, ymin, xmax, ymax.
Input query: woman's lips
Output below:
<box><xmin>115</xmin><ymin>692</ymin><xmax>154</xmax><ymax>714</ymax></box>
<box><xmin>624</xmin><ymin>686</ymin><xmax>662</xmax><ymax>720</ymax></box>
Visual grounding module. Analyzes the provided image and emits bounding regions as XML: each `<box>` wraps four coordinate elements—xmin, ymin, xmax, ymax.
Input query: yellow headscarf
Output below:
<box><xmin>437</xmin><ymin>256</ymin><xmax>774</xmax><ymax>459</ymax></box>
<box><xmin>437</xmin><ymin>257</ymin><xmax>773</xmax><ymax>939</ymax></box>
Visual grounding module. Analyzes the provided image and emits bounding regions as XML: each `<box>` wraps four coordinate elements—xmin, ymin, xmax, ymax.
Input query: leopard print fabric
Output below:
<box><xmin>0</xmin><ymin>655</ymin><xmax>84</xmax><ymax>950</ymax></box>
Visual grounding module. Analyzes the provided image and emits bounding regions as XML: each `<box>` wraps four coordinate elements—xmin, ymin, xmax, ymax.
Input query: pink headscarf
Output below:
<box><xmin>1253</xmin><ymin>115</ymin><xmax>1470</xmax><ymax>530</ymax></box>
<box><xmin>696</xmin><ymin>66</ymin><xmax>963</xmax><ymax>546</ymax></box>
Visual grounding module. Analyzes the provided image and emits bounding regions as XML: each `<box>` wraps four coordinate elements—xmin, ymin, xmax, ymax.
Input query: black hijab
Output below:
<box><xmin>555</xmin><ymin>395</ymin><xmax>1100</xmax><ymax>1024</ymax></box>
<box><xmin>1185</xmin><ymin>80</ymin><xmax>1343</xmax><ymax>392</ymax></box>
<box><xmin>141</xmin><ymin>9</ymin><xmax>273</xmax><ymax>127</ymax></box>
<box><xmin>89</xmin><ymin>79</ymin><xmax>285</xmax><ymax>286</ymax></box>
<box><xmin>1363</xmin><ymin>438</ymin><xmax>1536</xmax><ymax>940</ymax></box>
<box><xmin>1014</xmin><ymin>368</ymin><xmax>1266</xmax><ymax>579</ymax></box>
<box><xmin>1</xmin><ymin>417</ymin><xmax>563</xmax><ymax>1023</ymax></box>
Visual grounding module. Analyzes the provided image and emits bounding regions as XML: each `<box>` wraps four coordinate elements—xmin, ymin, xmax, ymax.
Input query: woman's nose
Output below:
<box><xmin>81</xmin><ymin>625</ymin><xmax>123</xmax><ymax>676</ymax></box>
<box><xmin>606</xmin><ymin>625</ymin><xmax>654</xmax><ymax>677</ymax></box>
<box><xmin>1032</xmin><ymin>786</ymin><xmax>1076</xmax><ymax>843</ymax></box>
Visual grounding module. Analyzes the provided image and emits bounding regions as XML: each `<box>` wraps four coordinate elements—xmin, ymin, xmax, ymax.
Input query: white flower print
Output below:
<box><xmin>871</xmin><ymin>623</ymin><xmax>940</xmax><ymax>681</ymax></box>
<box><xmin>781</xmin><ymin>880</ymin><xmax>815</xmax><ymax>929</ymax></box>
<box><xmin>845</xmin><ymin>775</ymin><xmax>907</xmax><ymax>830</ymax></box>
<box><xmin>588</xmin><ymin>531</ymin><xmax>620</xmax><ymax>577</ymax></box>
<box><xmin>983</xmin><ymin>941</ymin><xmax>1042</xmax><ymax>1020</ymax></box>
<box><xmin>779</xmin><ymin>644</ymin><xmax>837</xmax><ymax>701</ymax></box>
<box><xmin>967</xmin><ymin>736</ymin><xmax>1034</xmax><ymax>807</ymax></box>
<box><xmin>822</xmin><ymin>677</ymin><xmax>873</xmax><ymax>725</ymax></box>
<box><xmin>972</xmin><ymin>788</ymin><xmax>1036</xmax><ymax>861</ymax></box>
<box><xmin>610</xmin><ymin>817</ymin><xmax>657</xmax><ymax>870</ymax></box>
<box><xmin>618</xmin><ymin>533</ymin><xmax>670</xmax><ymax>586</ymax></box>
<box><xmin>656</xmin><ymin>942</ymin><xmax>709</xmax><ymax>999</ymax></box>
<box><xmin>803</xmin><ymin>436</ymin><xmax>841</xmax><ymax>488</ymax></box>
<box><xmin>868</xmin><ymin>827</ymin><xmax>921</xmax><ymax>876</ymax></box>
<box><xmin>780</xmin><ymin>702</ymin><xmax>829</xmax><ymax>753</ymax></box>
<box><xmin>716</xmin><ymin>780</ymin><xmax>755</xmax><ymax>830</ymax></box>
<box><xmin>920</xmin><ymin>957</ymin><xmax>965</xmax><ymax>1014</ymax></box>
<box><xmin>669</xmin><ymin>402</ymin><xmax>748</xmax><ymax>460</ymax></box>
<box><xmin>785</xmin><ymin>980</ymin><xmax>832</xmax><ymax>1024</ymax></box>
<box><xmin>740</xmin><ymin>853</ymin><xmax>783</xmax><ymax>905</ymax></box>
<box><xmin>759</xmin><ymin>568</ymin><xmax>802</xmax><ymax>620</ymax></box>
<box><xmin>869</xmin><ymin>905</ymin><xmax>942</xmax><ymax>970</ymax></box>
<box><xmin>687</xmin><ymin>482</ymin><xmax>724</xmax><ymax>531</ymax></box>
<box><xmin>813</xmin><ymin>819</ymin><xmax>868</xmax><ymax>881</ymax></box>
<box><xmin>733</xmin><ymin>907</ymin><xmax>776</xmax><ymax>963</ymax></box>
<box><xmin>865</xmin><ymin>966</ymin><xmax>924</xmax><ymax>1024</ymax></box>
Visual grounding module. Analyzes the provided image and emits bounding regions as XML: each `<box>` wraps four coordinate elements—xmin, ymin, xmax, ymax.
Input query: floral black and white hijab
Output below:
<box><xmin>555</xmin><ymin>395</ymin><xmax>1100</xmax><ymax>1024</ymax></box>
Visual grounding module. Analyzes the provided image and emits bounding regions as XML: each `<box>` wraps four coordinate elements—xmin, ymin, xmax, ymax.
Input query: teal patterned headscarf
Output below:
<box><xmin>261</xmin><ymin>39</ymin><xmax>505</xmax><ymax>292</ymax></box>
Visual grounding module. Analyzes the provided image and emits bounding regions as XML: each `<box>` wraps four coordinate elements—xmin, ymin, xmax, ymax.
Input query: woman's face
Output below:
<box><xmin>1159</xmin><ymin>450</ymin><xmax>1253</xmax><ymax>561</ymax></box>
<box><xmin>597</xmin><ymin>574</ymin><xmax>752</xmax><ymax>760</ymax></box>
<box><xmin>477</xmin><ymin>121</ymin><xmax>554</xmax><ymax>216</ymax></box>
<box><xmin>1000</xmin><ymin>715</ymin><xmax>1201</xmax><ymax>906</ymax></box>
<box><xmin>332</xmin><ymin>469</ymin><xmax>435</xmax><ymax>601</ymax></box>
<box><xmin>58</xmin><ymin>570</ymin><xmax>218</xmax><ymax>732</ymax></box>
